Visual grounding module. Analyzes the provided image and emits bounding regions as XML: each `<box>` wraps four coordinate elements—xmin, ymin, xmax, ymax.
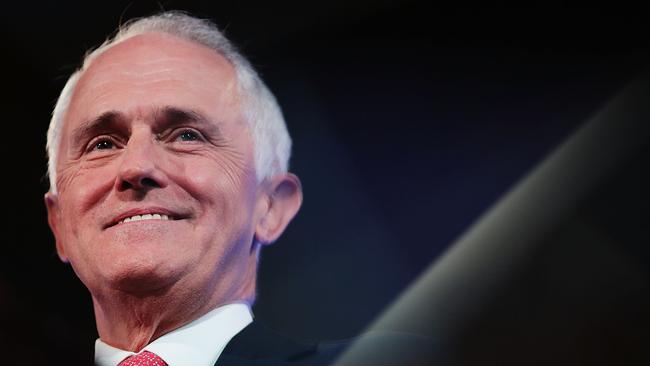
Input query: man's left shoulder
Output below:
<box><xmin>217</xmin><ymin>322</ymin><xmax>348</xmax><ymax>366</ymax></box>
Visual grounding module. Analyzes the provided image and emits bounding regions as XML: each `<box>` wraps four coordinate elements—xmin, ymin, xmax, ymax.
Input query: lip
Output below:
<box><xmin>104</xmin><ymin>207</ymin><xmax>189</xmax><ymax>229</ymax></box>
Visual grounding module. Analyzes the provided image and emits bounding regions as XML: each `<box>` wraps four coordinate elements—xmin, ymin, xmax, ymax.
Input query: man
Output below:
<box><xmin>44</xmin><ymin>11</ymin><xmax>336</xmax><ymax>366</ymax></box>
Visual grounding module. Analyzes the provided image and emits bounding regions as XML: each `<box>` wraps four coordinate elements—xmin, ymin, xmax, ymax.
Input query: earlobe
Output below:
<box><xmin>255</xmin><ymin>173</ymin><xmax>303</xmax><ymax>245</ymax></box>
<box><xmin>44</xmin><ymin>192</ymin><xmax>69</xmax><ymax>263</ymax></box>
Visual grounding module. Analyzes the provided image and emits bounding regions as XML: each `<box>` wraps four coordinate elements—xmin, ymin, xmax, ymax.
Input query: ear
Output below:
<box><xmin>44</xmin><ymin>192</ymin><xmax>69</xmax><ymax>263</ymax></box>
<box><xmin>255</xmin><ymin>173</ymin><xmax>303</xmax><ymax>245</ymax></box>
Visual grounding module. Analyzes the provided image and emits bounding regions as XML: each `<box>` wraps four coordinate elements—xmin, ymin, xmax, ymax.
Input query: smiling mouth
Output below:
<box><xmin>119</xmin><ymin>213</ymin><xmax>174</xmax><ymax>224</ymax></box>
<box><xmin>105</xmin><ymin>209</ymin><xmax>187</xmax><ymax>229</ymax></box>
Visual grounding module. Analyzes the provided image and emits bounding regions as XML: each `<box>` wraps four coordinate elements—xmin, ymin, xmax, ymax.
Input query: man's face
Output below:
<box><xmin>47</xmin><ymin>33</ymin><xmax>266</xmax><ymax>302</ymax></box>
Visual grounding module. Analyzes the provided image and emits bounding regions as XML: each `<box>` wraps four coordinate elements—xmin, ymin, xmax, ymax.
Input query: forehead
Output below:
<box><xmin>65</xmin><ymin>32</ymin><xmax>240</xmax><ymax>129</ymax></box>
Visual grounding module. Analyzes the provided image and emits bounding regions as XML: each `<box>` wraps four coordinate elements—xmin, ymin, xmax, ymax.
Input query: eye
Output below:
<box><xmin>174</xmin><ymin>129</ymin><xmax>202</xmax><ymax>142</ymax></box>
<box><xmin>86</xmin><ymin>137</ymin><xmax>118</xmax><ymax>153</ymax></box>
<box><xmin>94</xmin><ymin>139</ymin><xmax>115</xmax><ymax>150</ymax></box>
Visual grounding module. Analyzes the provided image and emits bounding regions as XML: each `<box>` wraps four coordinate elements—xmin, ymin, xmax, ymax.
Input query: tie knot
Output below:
<box><xmin>118</xmin><ymin>350</ymin><xmax>168</xmax><ymax>366</ymax></box>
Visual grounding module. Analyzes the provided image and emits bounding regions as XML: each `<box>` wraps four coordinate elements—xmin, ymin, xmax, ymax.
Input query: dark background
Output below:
<box><xmin>1</xmin><ymin>2</ymin><xmax>649</xmax><ymax>365</ymax></box>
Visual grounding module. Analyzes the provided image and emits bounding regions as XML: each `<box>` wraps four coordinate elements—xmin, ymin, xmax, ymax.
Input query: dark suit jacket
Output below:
<box><xmin>217</xmin><ymin>322</ymin><xmax>442</xmax><ymax>366</ymax></box>
<box><xmin>216</xmin><ymin>322</ymin><xmax>347</xmax><ymax>366</ymax></box>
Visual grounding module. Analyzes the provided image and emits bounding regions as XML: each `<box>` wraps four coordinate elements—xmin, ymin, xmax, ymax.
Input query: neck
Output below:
<box><xmin>92</xmin><ymin>267</ymin><xmax>257</xmax><ymax>351</ymax></box>
<box><xmin>92</xmin><ymin>289</ymin><xmax>189</xmax><ymax>351</ymax></box>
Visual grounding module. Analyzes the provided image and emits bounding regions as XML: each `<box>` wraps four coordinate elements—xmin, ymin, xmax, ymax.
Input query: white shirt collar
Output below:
<box><xmin>95</xmin><ymin>302</ymin><xmax>253</xmax><ymax>366</ymax></box>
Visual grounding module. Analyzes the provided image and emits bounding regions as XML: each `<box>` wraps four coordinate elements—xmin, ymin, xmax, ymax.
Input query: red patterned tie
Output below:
<box><xmin>118</xmin><ymin>350</ymin><xmax>168</xmax><ymax>366</ymax></box>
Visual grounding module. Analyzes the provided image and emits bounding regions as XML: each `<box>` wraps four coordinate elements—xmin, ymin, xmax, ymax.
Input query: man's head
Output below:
<box><xmin>44</xmin><ymin>12</ymin><xmax>302</xmax><ymax>309</ymax></box>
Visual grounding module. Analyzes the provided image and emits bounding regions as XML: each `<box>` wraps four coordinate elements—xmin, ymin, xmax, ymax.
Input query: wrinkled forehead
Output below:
<box><xmin>65</xmin><ymin>32</ymin><xmax>242</xmax><ymax>131</ymax></box>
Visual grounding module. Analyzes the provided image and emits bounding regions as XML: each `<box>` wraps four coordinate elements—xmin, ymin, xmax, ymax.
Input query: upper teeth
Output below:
<box><xmin>119</xmin><ymin>214</ymin><xmax>171</xmax><ymax>224</ymax></box>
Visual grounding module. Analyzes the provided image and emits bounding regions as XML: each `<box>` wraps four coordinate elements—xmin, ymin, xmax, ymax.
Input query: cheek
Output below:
<box><xmin>176</xmin><ymin>156</ymin><xmax>257</xmax><ymax>229</ymax></box>
<box><xmin>58</xmin><ymin>160</ymin><xmax>116</xmax><ymax>214</ymax></box>
<box><xmin>175</xmin><ymin>147</ymin><xmax>255</xmax><ymax>199</ymax></box>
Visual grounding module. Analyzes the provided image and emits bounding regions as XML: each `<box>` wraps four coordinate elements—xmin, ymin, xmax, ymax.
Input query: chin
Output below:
<box><xmin>99</xmin><ymin>260</ymin><xmax>185</xmax><ymax>296</ymax></box>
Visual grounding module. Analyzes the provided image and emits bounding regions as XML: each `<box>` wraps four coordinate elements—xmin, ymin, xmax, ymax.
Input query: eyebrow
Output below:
<box><xmin>154</xmin><ymin>106</ymin><xmax>223</xmax><ymax>137</ymax></box>
<box><xmin>70</xmin><ymin>106</ymin><xmax>223</xmax><ymax>150</ymax></box>
<box><xmin>71</xmin><ymin>110</ymin><xmax>125</xmax><ymax>150</ymax></box>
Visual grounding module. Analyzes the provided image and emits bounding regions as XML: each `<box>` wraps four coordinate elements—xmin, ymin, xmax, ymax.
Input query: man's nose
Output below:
<box><xmin>115</xmin><ymin>135</ymin><xmax>168</xmax><ymax>192</ymax></box>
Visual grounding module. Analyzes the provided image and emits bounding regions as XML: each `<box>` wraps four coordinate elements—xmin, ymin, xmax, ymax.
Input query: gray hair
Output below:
<box><xmin>46</xmin><ymin>11</ymin><xmax>291</xmax><ymax>194</ymax></box>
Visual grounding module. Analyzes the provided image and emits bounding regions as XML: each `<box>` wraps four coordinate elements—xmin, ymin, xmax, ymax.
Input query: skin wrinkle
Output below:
<box><xmin>67</xmin><ymin>52</ymin><xmax>238</xmax><ymax>132</ymax></box>
<box><xmin>70</xmin><ymin>106</ymin><xmax>228</xmax><ymax>160</ymax></box>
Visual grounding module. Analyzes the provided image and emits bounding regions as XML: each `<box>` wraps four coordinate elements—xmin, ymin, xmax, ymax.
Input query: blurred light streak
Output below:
<box><xmin>333</xmin><ymin>70</ymin><xmax>650</xmax><ymax>365</ymax></box>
